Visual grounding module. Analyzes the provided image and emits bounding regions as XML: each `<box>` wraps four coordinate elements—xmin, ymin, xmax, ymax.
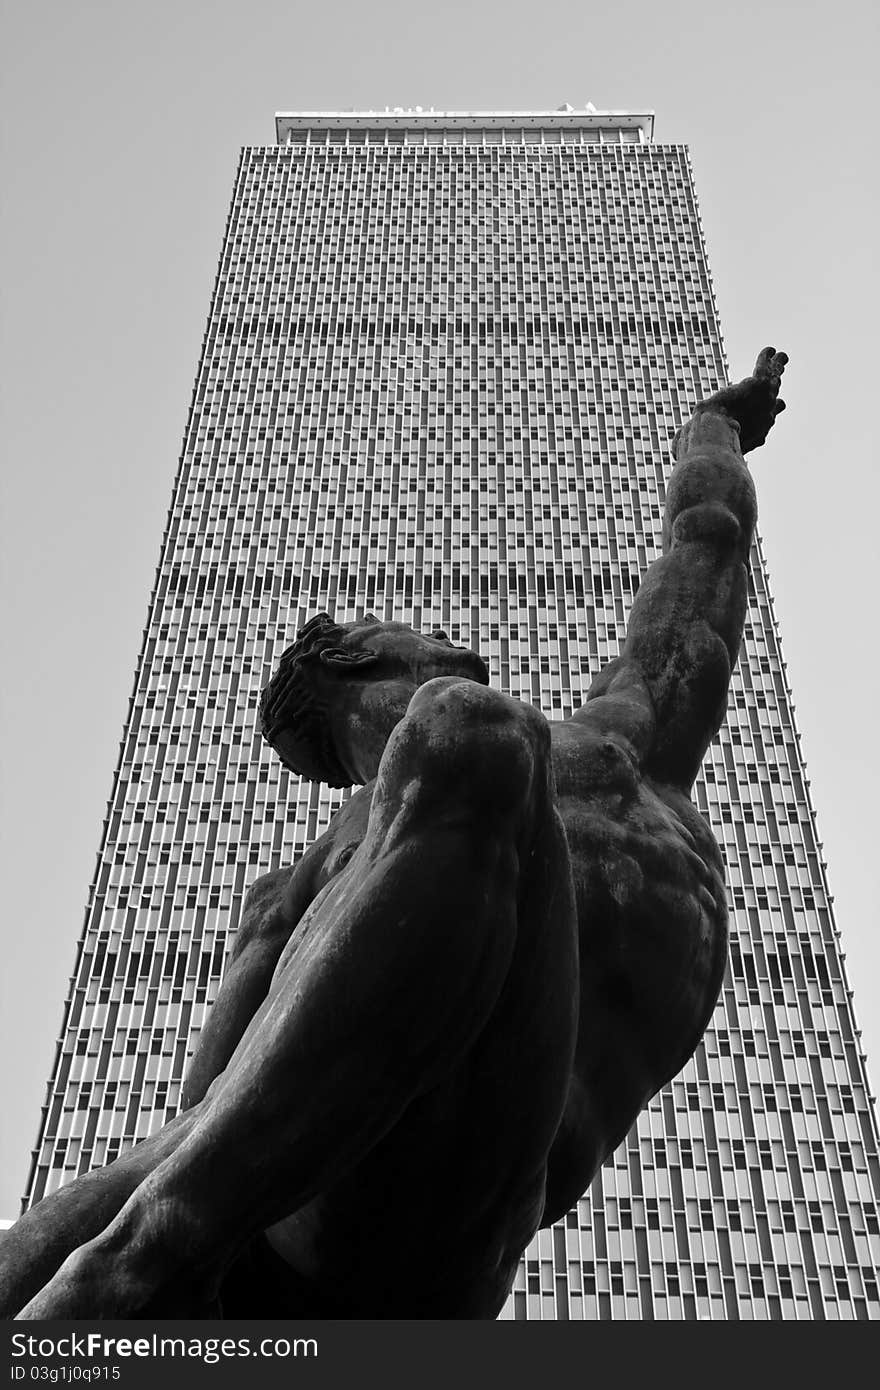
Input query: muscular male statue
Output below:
<box><xmin>1</xmin><ymin>349</ymin><xmax>787</xmax><ymax>1319</ymax></box>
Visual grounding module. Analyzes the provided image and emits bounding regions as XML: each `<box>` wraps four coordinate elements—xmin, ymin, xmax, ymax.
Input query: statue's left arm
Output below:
<box><xmin>577</xmin><ymin>347</ymin><xmax>787</xmax><ymax>790</ymax></box>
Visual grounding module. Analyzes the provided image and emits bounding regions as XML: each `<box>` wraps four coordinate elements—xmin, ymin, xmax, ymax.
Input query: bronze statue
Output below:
<box><xmin>0</xmin><ymin>349</ymin><xmax>787</xmax><ymax>1319</ymax></box>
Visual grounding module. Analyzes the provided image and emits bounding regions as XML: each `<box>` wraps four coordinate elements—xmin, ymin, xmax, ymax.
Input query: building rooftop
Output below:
<box><xmin>275</xmin><ymin>106</ymin><xmax>654</xmax><ymax>144</ymax></box>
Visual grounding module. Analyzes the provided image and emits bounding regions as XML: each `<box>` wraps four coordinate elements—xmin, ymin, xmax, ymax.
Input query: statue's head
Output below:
<box><xmin>259</xmin><ymin>613</ymin><xmax>489</xmax><ymax>786</ymax></box>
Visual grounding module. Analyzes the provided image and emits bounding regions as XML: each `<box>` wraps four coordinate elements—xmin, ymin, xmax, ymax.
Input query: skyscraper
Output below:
<box><xmin>24</xmin><ymin>107</ymin><xmax>879</xmax><ymax>1320</ymax></box>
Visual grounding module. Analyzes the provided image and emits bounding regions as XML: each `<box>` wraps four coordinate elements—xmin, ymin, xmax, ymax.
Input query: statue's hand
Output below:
<box><xmin>698</xmin><ymin>346</ymin><xmax>788</xmax><ymax>454</ymax></box>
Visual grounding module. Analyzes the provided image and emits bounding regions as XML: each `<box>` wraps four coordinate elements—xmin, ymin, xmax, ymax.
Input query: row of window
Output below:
<box><xmin>282</xmin><ymin>128</ymin><xmax>645</xmax><ymax>147</ymax></box>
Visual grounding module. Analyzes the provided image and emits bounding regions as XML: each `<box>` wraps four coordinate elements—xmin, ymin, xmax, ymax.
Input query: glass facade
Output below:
<box><xmin>24</xmin><ymin>109</ymin><xmax>880</xmax><ymax>1320</ymax></box>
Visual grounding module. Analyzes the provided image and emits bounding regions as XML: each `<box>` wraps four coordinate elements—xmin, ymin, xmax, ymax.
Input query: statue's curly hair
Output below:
<box><xmin>258</xmin><ymin>613</ymin><xmax>377</xmax><ymax>787</ymax></box>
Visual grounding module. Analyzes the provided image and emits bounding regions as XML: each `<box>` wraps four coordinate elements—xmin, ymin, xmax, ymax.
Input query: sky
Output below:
<box><xmin>1</xmin><ymin>0</ymin><xmax>878</xmax><ymax>1219</ymax></box>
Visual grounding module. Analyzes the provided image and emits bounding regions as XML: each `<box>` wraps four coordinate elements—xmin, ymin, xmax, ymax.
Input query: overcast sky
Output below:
<box><xmin>1</xmin><ymin>0</ymin><xmax>878</xmax><ymax>1218</ymax></box>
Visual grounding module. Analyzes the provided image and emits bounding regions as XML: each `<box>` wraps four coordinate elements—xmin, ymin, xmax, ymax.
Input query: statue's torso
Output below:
<box><xmin>245</xmin><ymin>709</ymin><xmax>728</xmax><ymax>1313</ymax></box>
<box><xmin>541</xmin><ymin>719</ymin><xmax>728</xmax><ymax>1222</ymax></box>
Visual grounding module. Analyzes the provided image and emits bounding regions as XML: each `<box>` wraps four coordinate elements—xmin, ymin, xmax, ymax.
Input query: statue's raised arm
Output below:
<box><xmin>578</xmin><ymin>347</ymin><xmax>788</xmax><ymax>790</ymax></box>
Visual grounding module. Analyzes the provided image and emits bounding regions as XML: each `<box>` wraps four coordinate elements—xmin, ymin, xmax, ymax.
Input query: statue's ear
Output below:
<box><xmin>318</xmin><ymin>647</ymin><xmax>379</xmax><ymax>672</ymax></box>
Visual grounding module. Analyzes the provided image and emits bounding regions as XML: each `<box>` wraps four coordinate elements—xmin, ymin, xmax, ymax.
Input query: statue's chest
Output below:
<box><xmin>318</xmin><ymin>789</ymin><xmax>376</xmax><ymax>883</ymax></box>
<box><xmin>558</xmin><ymin>774</ymin><xmax>727</xmax><ymax>988</ymax></box>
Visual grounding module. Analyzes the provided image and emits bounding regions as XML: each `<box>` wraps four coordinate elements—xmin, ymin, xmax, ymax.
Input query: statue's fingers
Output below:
<box><xmin>772</xmin><ymin>351</ymin><xmax>788</xmax><ymax>372</ymax></box>
<box><xmin>754</xmin><ymin>346</ymin><xmax>776</xmax><ymax>376</ymax></box>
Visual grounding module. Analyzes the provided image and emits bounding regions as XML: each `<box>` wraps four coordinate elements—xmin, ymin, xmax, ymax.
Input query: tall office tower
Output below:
<box><xmin>25</xmin><ymin>108</ymin><xmax>879</xmax><ymax>1320</ymax></box>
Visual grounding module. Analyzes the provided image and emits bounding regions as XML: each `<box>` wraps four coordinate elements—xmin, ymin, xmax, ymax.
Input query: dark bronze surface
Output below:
<box><xmin>1</xmin><ymin>351</ymin><xmax>787</xmax><ymax>1318</ymax></box>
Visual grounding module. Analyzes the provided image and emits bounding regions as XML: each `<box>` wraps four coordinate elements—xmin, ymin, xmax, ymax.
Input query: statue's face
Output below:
<box><xmin>333</xmin><ymin>617</ymin><xmax>491</xmax><ymax>690</ymax></box>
